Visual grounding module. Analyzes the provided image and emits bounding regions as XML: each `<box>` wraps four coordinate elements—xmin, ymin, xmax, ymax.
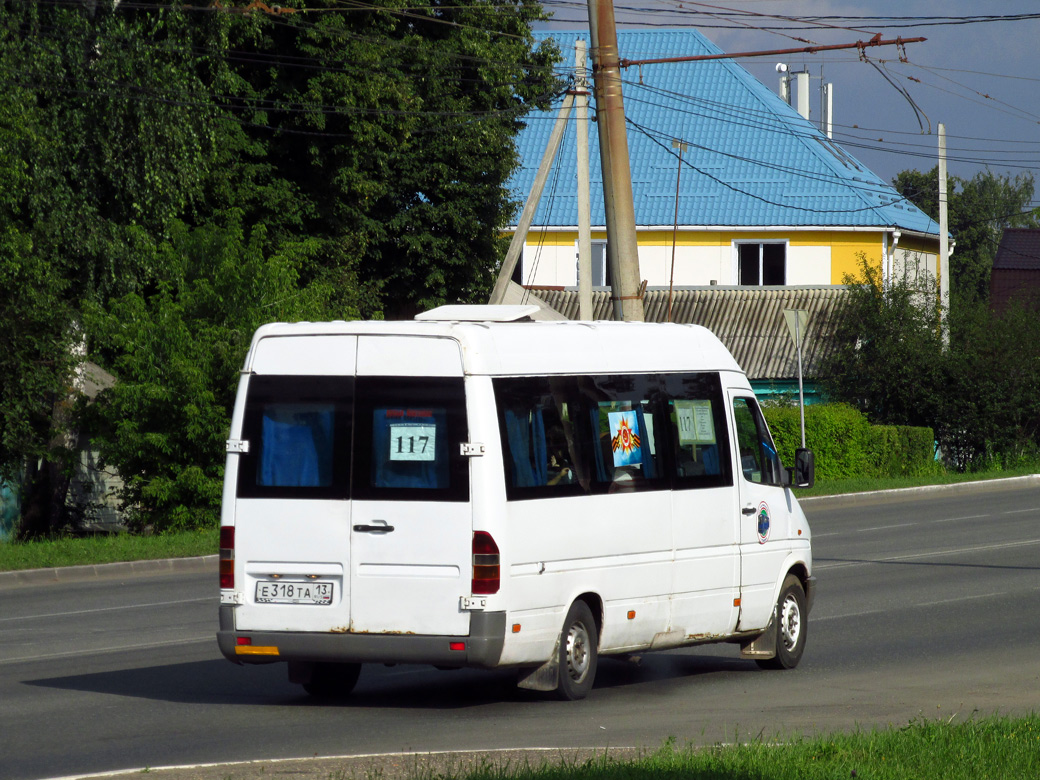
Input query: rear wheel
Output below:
<box><xmin>757</xmin><ymin>574</ymin><xmax>807</xmax><ymax>670</ymax></box>
<box><xmin>556</xmin><ymin>600</ymin><xmax>598</xmax><ymax>700</ymax></box>
<box><xmin>301</xmin><ymin>662</ymin><xmax>362</xmax><ymax>699</ymax></box>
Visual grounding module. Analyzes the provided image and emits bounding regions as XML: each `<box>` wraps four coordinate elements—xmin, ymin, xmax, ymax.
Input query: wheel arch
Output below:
<box><xmin>572</xmin><ymin>591</ymin><xmax>603</xmax><ymax>647</ymax></box>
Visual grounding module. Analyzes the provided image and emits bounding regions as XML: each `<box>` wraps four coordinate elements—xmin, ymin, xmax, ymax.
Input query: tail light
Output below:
<box><xmin>219</xmin><ymin>526</ymin><xmax>235</xmax><ymax>589</ymax></box>
<box><xmin>471</xmin><ymin>531</ymin><xmax>500</xmax><ymax>595</ymax></box>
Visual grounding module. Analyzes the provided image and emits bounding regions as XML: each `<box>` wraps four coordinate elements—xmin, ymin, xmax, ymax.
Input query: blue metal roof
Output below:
<box><xmin>511</xmin><ymin>30</ymin><xmax>939</xmax><ymax>233</ymax></box>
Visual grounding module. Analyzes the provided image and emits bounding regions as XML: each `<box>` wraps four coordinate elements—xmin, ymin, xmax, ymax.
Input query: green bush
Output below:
<box><xmin>865</xmin><ymin>425</ymin><xmax>937</xmax><ymax>478</ymax></box>
<box><xmin>764</xmin><ymin>403</ymin><xmax>935</xmax><ymax>480</ymax></box>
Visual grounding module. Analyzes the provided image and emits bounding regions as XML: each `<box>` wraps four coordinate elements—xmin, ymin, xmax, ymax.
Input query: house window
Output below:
<box><xmin>736</xmin><ymin>242</ymin><xmax>786</xmax><ymax>286</ymax></box>
<box><xmin>576</xmin><ymin>240</ymin><xmax>610</xmax><ymax>287</ymax></box>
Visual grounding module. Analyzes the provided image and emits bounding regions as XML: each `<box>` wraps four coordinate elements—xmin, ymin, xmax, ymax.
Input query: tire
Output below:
<box><xmin>756</xmin><ymin>574</ymin><xmax>807</xmax><ymax>670</ymax></box>
<box><xmin>556</xmin><ymin>600</ymin><xmax>598</xmax><ymax>700</ymax></box>
<box><xmin>301</xmin><ymin>662</ymin><xmax>362</xmax><ymax>699</ymax></box>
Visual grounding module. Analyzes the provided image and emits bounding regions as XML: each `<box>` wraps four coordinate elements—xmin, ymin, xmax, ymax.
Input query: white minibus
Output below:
<box><xmin>217</xmin><ymin>305</ymin><xmax>816</xmax><ymax>700</ymax></box>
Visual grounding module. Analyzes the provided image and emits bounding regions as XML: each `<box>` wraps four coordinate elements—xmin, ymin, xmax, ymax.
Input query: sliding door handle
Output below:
<box><xmin>353</xmin><ymin>522</ymin><xmax>395</xmax><ymax>533</ymax></box>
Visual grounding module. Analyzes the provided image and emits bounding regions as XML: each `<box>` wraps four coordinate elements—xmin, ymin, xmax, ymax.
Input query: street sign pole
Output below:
<box><xmin>783</xmin><ymin>309</ymin><xmax>809</xmax><ymax>448</ymax></box>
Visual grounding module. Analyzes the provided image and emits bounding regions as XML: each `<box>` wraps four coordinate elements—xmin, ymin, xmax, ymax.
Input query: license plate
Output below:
<box><xmin>255</xmin><ymin>580</ymin><xmax>333</xmax><ymax>605</ymax></box>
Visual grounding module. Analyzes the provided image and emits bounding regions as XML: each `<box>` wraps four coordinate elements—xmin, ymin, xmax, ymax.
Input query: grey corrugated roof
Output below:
<box><xmin>519</xmin><ymin>286</ymin><xmax>849</xmax><ymax>381</ymax></box>
<box><xmin>512</xmin><ymin>30</ymin><xmax>939</xmax><ymax>235</ymax></box>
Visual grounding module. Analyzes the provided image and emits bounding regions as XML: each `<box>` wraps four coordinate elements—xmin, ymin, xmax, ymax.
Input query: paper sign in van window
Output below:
<box><xmin>389</xmin><ymin>423</ymin><xmax>437</xmax><ymax>462</ymax></box>
<box><xmin>608</xmin><ymin>410</ymin><xmax>643</xmax><ymax>467</ymax></box>
<box><xmin>675</xmin><ymin>400</ymin><xmax>716</xmax><ymax>445</ymax></box>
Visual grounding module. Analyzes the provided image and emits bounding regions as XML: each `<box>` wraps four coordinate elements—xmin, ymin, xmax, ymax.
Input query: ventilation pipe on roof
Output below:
<box><xmin>776</xmin><ymin>63</ymin><xmax>790</xmax><ymax>104</ymax></box>
<box><xmin>822</xmin><ymin>83</ymin><xmax>834</xmax><ymax>139</ymax></box>
<box><xmin>795</xmin><ymin>71</ymin><xmax>810</xmax><ymax>120</ymax></box>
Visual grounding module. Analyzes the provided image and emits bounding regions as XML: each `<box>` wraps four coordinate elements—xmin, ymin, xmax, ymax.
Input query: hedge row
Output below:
<box><xmin>763</xmin><ymin>403</ymin><xmax>935</xmax><ymax>481</ymax></box>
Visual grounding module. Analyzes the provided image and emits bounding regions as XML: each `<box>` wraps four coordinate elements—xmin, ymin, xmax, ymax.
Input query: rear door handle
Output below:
<box><xmin>353</xmin><ymin>522</ymin><xmax>395</xmax><ymax>533</ymax></box>
<box><xmin>741</xmin><ymin>506</ymin><xmax>757</xmax><ymax>515</ymax></box>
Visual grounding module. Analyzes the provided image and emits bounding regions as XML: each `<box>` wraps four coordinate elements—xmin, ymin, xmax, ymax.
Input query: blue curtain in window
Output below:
<box><xmin>260</xmin><ymin>406</ymin><xmax>334</xmax><ymax>487</ymax></box>
<box><xmin>590</xmin><ymin>408</ymin><xmax>610</xmax><ymax>483</ymax></box>
<box><xmin>531</xmin><ymin>408</ymin><xmax>547</xmax><ymax>486</ymax></box>
<box><xmin>504</xmin><ymin>409</ymin><xmax>535</xmax><ymax>487</ymax></box>
<box><xmin>700</xmin><ymin>445</ymin><xmax>720</xmax><ymax>475</ymax></box>
<box><xmin>504</xmin><ymin>408</ymin><xmax>547</xmax><ymax>487</ymax></box>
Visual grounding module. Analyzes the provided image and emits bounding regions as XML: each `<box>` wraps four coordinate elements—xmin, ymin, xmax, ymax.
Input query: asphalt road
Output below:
<box><xmin>1</xmin><ymin>477</ymin><xmax>1038</xmax><ymax>780</ymax></box>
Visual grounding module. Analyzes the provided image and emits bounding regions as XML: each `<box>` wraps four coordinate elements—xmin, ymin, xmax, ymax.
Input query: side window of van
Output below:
<box><xmin>237</xmin><ymin>375</ymin><xmax>353</xmax><ymax>499</ymax></box>
<box><xmin>495</xmin><ymin>378</ymin><xmax>586</xmax><ymax>498</ymax></box>
<box><xmin>732</xmin><ymin>397</ymin><xmax>783</xmax><ymax>486</ymax></box>
<box><xmin>494</xmin><ymin>374</ymin><xmax>671</xmax><ymax>499</ymax></box>
<box><xmin>660</xmin><ymin>373</ymin><xmax>733</xmax><ymax>490</ymax></box>
<box><xmin>353</xmin><ymin>377</ymin><xmax>469</xmax><ymax>502</ymax></box>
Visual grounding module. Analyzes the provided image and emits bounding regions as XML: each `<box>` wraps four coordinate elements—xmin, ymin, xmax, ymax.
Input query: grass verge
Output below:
<box><xmin>0</xmin><ymin>527</ymin><xmax>218</xmax><ymax>572</ymax></box>
<box><xmin>797</xmin><ymin>465</ymin><xmax>1039</xmax><ymax>498</ymax></box>
<box><xmin>446</xmin><ymin>716</ymin><xmax>1039</xmax><ymax>780</ymax></box>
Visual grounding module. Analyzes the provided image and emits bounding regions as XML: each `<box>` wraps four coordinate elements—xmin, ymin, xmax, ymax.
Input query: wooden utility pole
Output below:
<box><xmin>576</xmin><ymin>40</ymin><xmax>594</xmax><ymax>321</ymax></box>
<box><xmin>587</xmin><ymin>0</ymin><xmax>644</xmax><ymax>321</ymax></box>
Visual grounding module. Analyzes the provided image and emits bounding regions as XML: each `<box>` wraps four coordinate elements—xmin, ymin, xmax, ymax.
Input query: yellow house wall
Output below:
<box><xmin>519</xmin><ymin>229</ymin><xmax>893</xmax><ymax>286</ymax></box>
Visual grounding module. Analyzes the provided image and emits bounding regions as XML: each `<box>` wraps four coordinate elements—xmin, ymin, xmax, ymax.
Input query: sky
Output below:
<box><xmin>539</xmin><ymin>1</ymin><xmax>1040</xmax><ymax>204</ymax></box>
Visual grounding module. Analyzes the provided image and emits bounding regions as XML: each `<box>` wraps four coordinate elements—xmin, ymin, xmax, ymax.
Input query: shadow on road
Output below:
<box><xmin>22</xmin><ymin>649</ymin><xmax>757</xmax><ymax>708</ymax></box>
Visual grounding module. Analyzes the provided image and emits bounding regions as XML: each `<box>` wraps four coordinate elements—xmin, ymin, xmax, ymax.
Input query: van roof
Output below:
<box><xmin>249</xmin><ymin>309</ymin><xmax>744</xmax><ymax>377</ymax></box>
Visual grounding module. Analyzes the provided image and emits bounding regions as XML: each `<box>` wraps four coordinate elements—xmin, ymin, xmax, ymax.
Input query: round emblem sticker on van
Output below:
<box><xmin>757</xmin><ymin>501</ymin><xmax>771</xmax><ymax>544</ymax></box>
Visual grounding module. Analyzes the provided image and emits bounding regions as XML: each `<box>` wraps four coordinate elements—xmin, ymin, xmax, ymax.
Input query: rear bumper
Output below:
<box><xmin>217</xmin><ymin>606</ymin><xmax>506</xmax><ymax>669</ymax></box>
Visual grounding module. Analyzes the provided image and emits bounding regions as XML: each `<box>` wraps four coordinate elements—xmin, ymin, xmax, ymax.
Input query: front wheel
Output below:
<box><xmin>756</xmin><ymin>574</ymin><xmax>807</xmax><ymax>670</ymax></box>
<box><xmin>556</xmin><ymin>600</ymin><xmax>598</xmax><ymax>700</ymax></box>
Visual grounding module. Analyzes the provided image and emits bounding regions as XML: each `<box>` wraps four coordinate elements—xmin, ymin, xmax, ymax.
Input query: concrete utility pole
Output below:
<box><xmin>938</xmin><ymin>122</ymin><xmax>950</xmax><ymax>346</ymax></box>
<box><xmin>587</xmin><ymin>0</ymin><xmax>644</xmax><ymax>321</ymax></box>
<box><xmin>575</xmin><ymin>40</ymin><xmax>594</xmax><ymax>321</ymax></box>
<box><xmin>489</xmin><ymin>91</ymin><xmax>575</xmax><ymax>304</ymax></box>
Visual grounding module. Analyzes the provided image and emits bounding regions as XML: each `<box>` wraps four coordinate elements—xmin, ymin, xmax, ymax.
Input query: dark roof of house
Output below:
<box><xmin>994</xmin><ymin>228</ymin><xmax>1040</xmax><ymax>271</ymax></box>
<box><xmin>521</xmin><ymin>286</ymin><xmax>849</xmax><ymax>381</ymax></box>
<box><xmin>510</xmin><ymin>30</ymin><xmax>940</xmax><ymax>235</ymax></box>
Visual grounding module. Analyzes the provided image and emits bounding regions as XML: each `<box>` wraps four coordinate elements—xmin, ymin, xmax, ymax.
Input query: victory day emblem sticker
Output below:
<box><xmin>757</xmin><ymin>501</ymin><xmax>771</xmax><ymax>544</ymax></box>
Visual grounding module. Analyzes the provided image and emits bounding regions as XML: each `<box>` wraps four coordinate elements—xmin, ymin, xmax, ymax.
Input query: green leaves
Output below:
<box><xmin>1</xmin><ymin>0</ymin><xmax>558</xmax><ymax>534</ymax></box>
<box><xmin>893</xmin><ymin>167</ymin><xmax>1039</xmax><ymax>306</ymax></box>
<box><xmin>84</xmin><ymin>216</ymin><xmax>350</xmax><ymax>531</ymax></box>
<box><xmin>0</xmin><ymin>227</ymin><xmax>75</xmax><ymax>481</ymax></box>
<box><xmin>821</xmin><ymin>256</ymin><xmax>1040</xmax><ymax>471</ymax></box>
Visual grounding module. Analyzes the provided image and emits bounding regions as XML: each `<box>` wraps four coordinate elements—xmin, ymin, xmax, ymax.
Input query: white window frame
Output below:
<box><xmin>732</xmin><ymin>240</ymin><xmax>789</xmax><ymax>286</ymax></box>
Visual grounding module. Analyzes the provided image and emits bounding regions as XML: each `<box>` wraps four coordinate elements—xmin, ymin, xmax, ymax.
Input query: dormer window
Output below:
<box><xmin>735</xmin><ymin>242</ymin><xmax>786</xmax><ymax>286</ymax></box>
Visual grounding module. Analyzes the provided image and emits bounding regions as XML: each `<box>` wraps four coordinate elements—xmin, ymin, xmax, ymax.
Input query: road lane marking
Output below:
<box><xmin>814</xmin><ymin>514</ymin><xmax>989</xmax><ymax>537</ymax></box>
<box><xmin>0</xmin><ymin>635</ymin><xmax>214</xmax><ymax>665</ymax></box>
<box><xmin>814</xmin><ymin>537</ymin><xmax>1040</xmax><ymax>570</ymax></box>
<box><xmin>813</xmin><ymin>584</ymin><xmax>1040</xmax><ymax>622</ymax></box>
<box><xmin>0</xmin><ymin>597</ymin><xmax>214</xmax><ymax>623</ymax></box>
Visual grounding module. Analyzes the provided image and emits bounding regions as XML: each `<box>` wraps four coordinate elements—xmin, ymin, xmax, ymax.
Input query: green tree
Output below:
<box><xmin>231</xmin><ymin>0</ymin><xmax>561</xmax><ymax>317</ymax></box>
<box><xmin>893</xmin><ymin>167</ymin><xmax>1039</xmax><ymax>305</ymax></box>
<box><xmin>0</xmin><ymin>0</ymin><xmax>560</xmax><ymax>535</ymax></box>
<box><xmin>820</xmin><ymin>256</ymin><xmax>946</xmax><ymax>432</ymax></box>
<box><xmin>821</xmin><ymin>257</ymin><xmax>1040</xmax><ymax>470</ymax></box>
<box><xmin>938</xmin><ymin>301</ymin><xmax>1040</xmax><ymax>468</ymax></box>
<box><xmin>85</xmin><ymin>217</ymin><xmax>356</xmax><ymax>532</ymax></box>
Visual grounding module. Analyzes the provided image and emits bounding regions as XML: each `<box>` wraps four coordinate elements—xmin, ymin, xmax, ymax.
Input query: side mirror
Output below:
<box><xmin>791</xmin><ymin>448</ymin><xmax>815</xmax><ymax>489</ymax></box>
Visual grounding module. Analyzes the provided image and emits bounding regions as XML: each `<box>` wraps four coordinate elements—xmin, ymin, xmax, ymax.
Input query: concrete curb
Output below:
<box><xmin>0</xmin><ymin>554</ymin><xmax>217</xmax><ymax>589</ymax></box>
<box><xmin>799</xmin><ymin>473</ymin><xmax>1040</xmax><ymax>507</ymax></box>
